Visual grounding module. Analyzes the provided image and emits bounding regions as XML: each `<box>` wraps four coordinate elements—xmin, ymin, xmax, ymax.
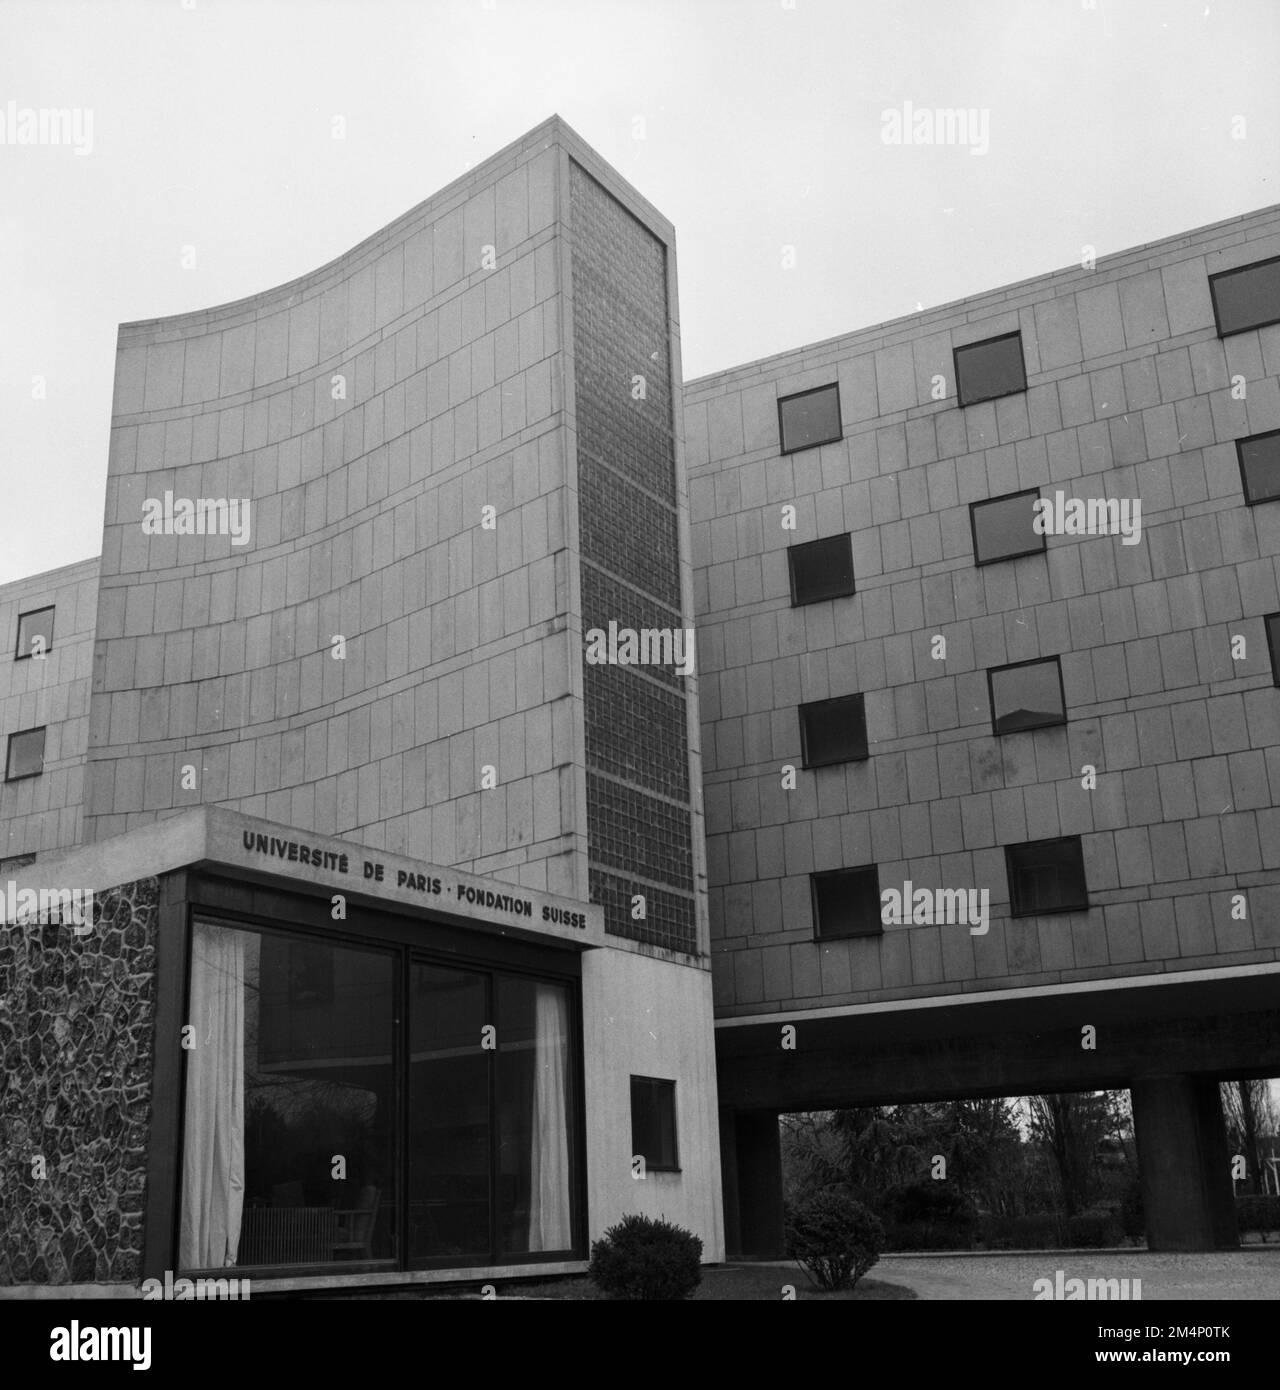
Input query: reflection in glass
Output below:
<box><xmin>409</xmin><ymin>963</ymin><xmax>490</xmax><ymax>1260</ymax></box>
<box><xmin>179</xmin><ymin>924</ymin><xmax>395</xmax><ymax>1270</ymax></box>
<box><xmin>990</xmin><ymin>659</ymin><xmax>1065</xmax><ymax>734</ymax></box>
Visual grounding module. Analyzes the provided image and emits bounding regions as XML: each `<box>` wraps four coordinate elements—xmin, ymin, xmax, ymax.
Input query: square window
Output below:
<box><xmin>778</xmin><ymin>383</ymin><xmax>842</xmax><ymax>455</ymax></box>
<box><xmin>970</xmin><ymin>488</ymin><xmax>1046</xmax><ymax>565</ymax></box>
<box><xmin>1005</xmin><ymin>836</ymin><xmax>1089</xmax><ymax>917</ymax></box>
<box><xmin>1266</xmin><ymin>613</ymin><xmax>1280</xmax><ymax>687</ymax></box>
<box><xmin>5</xmin><ymin>727</ymin><xmax>45</xmax><ymax>782</ymax></box>
<box><xmin>15</xmin><ymin>606</ymin><xmax>54</xmax><ymax>660</ymax></box>
<box><xmin>799</xmin><ymin>693</ymin><xmax>868</xmax><ymax>767</ymax></box>
<box><xmin>1209</xmin><ymin>256</ymin><xmax>1280</xmax><ymax>338</ymax></box>
<box><xmin>788</xmin><ymin>534</ymin><xmax>855</xmax><ymax>605</ymax></box>
<box><xmin>811</xmin><ymin>866</ymin><xmax>883</xmax><ymax>940</ymax></box>
<box><xmin>954</xmin><ymin>331</ymin><xmax>1027</xmax><ymax>407</ymax></box>
<box><xmin>988</xmin><ymin>656</ymin><xmax>1067</xmax><ymax>735</ymax></box>
<box><xmin>1237</xmin><ymin>430</ymin><xmax>1280</xmax><ymax>505</ymax></box>
<box><xmin>630</xmin><ymin>1076</ymin><xmax>678</xmax><ymax>1171</ymax></box>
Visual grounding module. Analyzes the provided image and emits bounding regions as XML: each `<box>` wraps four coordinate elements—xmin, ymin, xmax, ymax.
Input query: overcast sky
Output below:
<box><xmin>1</xmin><ymin>0</ymin><xmax>1277</xmax><ymax>584</ymax></box>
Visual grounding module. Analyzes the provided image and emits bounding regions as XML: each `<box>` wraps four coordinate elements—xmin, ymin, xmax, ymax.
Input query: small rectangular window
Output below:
<box><xmin>811</xmin><ymin>867</ymin><xmax>883</xmax><ymax>940</ymax></box>
<box><xmin>1209</xmin><ymin>256</ymin><xmax>1280</xmax><ymax>338</ymax></box>
<box><xmin>5</xmin><ymin>727</ymin><xmax>46</xmax><ymax>782</ymax></box>
<box><xmin>1005</xmin><ymin>836</ymin><xmax>1089</xmax><ymax>916</ymax></box>
<box><xmin>630</xmin><ymin>1076</ymin><xmax>678</xmax><ymax>1171</ymax></box>
<box><xmin>799</xmin><ymin>693</ymin><xmax>868</xmax><ymax>767</ymax></box>
<box><xmin>778</xmin><ymin>383</ymin><xmax>842</xmax><ymax>454</ymax></box>
<box><xmin>0</xmin><ymin>853</ymin><xmax>37</xmax><ymax>872</ymax></box>
<box><xmin>15</xmin><ymin>606</ymin><xmax>55</xmax><ymax>660</ymax></box>
<box><xmin>1266</xmin><ymin>613</ymin><xmax>1280</xmax><ymax>687</ymax></box>
<box><xmin>970</xmin><ymin>488</ymin><xmax>1046</xmax><ymax>566</ymax></box>
<box><xmin>989</xmin><ymin>656</ymin><xmax>1067</xmax><ymax>735</ymax></box>
<box><xmin>788</xmin><ymin>534</ymin><xmax>855</xmax><ymax>605</ymax></box>
<box><xmin>1237</xmin><ymin>430</ymin><xmax>1280</xmax><ymax>505</ymax></box>
<box><xmin>954</xmin><ymin>331</ymin><xmax>1027</xmax><ymax>407</ymax></box>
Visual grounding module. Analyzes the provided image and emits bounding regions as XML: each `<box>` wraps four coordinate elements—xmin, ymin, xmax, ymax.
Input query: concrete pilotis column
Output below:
<box><xmin>1131</xmin><ymin>1076</ymin><xmax>1238</xmax><ymax>1251</ymax></box>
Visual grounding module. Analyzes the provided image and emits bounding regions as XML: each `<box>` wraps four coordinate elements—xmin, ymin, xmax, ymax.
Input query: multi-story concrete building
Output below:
<box><xmin>688</xmin><ymin>206</ymin><xmax>1280</xmax><ymax>1257</ymax></box>
<box><xmin>1</xmin><ymin>117</ymin><xmax>720</xmax><ymax>1292</ymax></box>
<box><xmin>2</xmin><ymin>117</ymin><xmax>1279</xmax><ymax>1291</ymax></box>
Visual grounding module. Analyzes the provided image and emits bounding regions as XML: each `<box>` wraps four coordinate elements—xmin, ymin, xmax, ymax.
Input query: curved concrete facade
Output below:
<box><xmin>92</xmin><ymin>122</ymin><xmax>577</xmax><ymax>892</ymax></box>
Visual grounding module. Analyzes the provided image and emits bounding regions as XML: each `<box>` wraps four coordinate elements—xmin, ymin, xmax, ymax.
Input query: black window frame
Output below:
<box><xmin>1266</xmin><ymin>612</ymin><xmax>1280</xmax><ymax>688</ymax></box>
<box><xmin>630</xmin><ymin>1075</ymin><xmax>679</xmax><ymax>1173</ymax></box>
<box><xmin>15</xmin><ymin>605</ymin><xmax>55</xmax><ymax>661</ymax></box>
<box><xmin>810</xmin><ymin>865</ymin><xmax>884</xmax><ymax>941</ymax></box>
<box><xmin>969</xmin><ymin>487</ymin><xmax>1046</xmax><ymax>567</ymax></box>
<box><xmin>1209</xmin><ymin>255</ymin><xmax>1280</xmax><ymax>339</ymax></box>
<box><xmin>1005</xmin><ymin>835</ymin><xmax>1090</xmax><ymax>918</ymax></box>
<box><xmin>160</xmin><ymin>882</ymin><xmax>588</xmax><ymax>1282</ymax></box>
<box><xmin>953</xmin><ymin>330</ymin><xmax>1028</xmax><ymax>408</ymax></box>
<box><xmin>5</xmin><ymin>726</ymin><xmax>46</xmax><ymax>782</ymax></box>
<box><xmin>988</xmin><ymin>655</ymin><xmax>1068</xmax><ymax>736</ymax></box>
<box><xmin>1237</xmin><ymin>429</ymin><xmax>1280</xmax><ymax>506</ymax></box>
<box><xmin>787</xmin><ymin>533</ymin><xmax>856</xmax><ymax>606</ymax></box>
<box><xmin>799</xmin><ymin>692</ymin><xmax>868</xmax><ymax>768</ymax></box>
<box><xmin>777</xmin><ymin>382</ymin><xmax>843</xmax><ymax>456</ymax></box>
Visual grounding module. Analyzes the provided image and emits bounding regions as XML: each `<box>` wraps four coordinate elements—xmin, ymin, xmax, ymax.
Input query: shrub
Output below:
<box><xmin>976</xmin><ymin>1214</ymin><xmax>1063</xmax><ymax>1249</ymax></box>
<box><xmin>786</xmin><ymin>1190</ymin><xmax>884</xmax><ymax>1290</ymax></box>
<box><xmin>1119</xmin><ymin>1179</ymin><xmax>1145</xmax><ymax>1242</ymax></box>
<box><xmin>588</xmin><ymin>1213</ymin><xmax>703</xmax><ymax>1300</ymax></box>
<box><xmin>1237</xmin><ymin>1195</ymin><xmax>1280</xmax><ymax>1242</ymax></box>
<box><xmin>882</xmin><ymin>1219</ymin><xmax>973</xmax><ymax>1251</ymax></box>
<box><xmin>1065</xmin><ymin>1210</ymin><xmax>1124</xmax><ymax>1248</ymax></box>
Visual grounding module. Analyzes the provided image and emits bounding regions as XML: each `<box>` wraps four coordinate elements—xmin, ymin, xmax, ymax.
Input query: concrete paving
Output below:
<box><xmin>873</xmin><ymin>1249</ymin><xmax>1280</xmax><ymax>1300</ymax></box>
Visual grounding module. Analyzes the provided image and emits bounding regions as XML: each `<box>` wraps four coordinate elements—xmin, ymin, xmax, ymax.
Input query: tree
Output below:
<box><xmin>1221</xmin><ymin>1080</ymin><xmax>1278</xmax><ymax>1194</ymax></box>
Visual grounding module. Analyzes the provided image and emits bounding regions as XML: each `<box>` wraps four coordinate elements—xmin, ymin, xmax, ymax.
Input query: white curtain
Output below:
<box><xmin>179</xmin><ymin>922</ymin><xmax>246</xmax><ymax>1270</ymax></box>
<box><xmin>528</xmin><ymin>983</ymin><xmax>571</xmax><ymax>1250</ymax></box>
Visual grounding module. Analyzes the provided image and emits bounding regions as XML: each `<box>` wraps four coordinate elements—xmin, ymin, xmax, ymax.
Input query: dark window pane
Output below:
<box><xmin>1006</xmin><ymin>837</ymin><xmax>1089</xmax><ymax>916</ymax></box>
<box><xmin>799</xmin><ymin>693</ymin><xmax>867</xmax><ymax>767</ymax></box>
<box><xmin>1267</xmin><ymin>613</ymin><xmax>1280</xmax><ymax>687</ymax></box>
<box><xmin>990</xmin><ymin>658</ymin><xmax>1066</xmax><ymax>734</ymax></box>
<box><xmin>778</xmin><ymin>384</ymin><xmax>842</xmax><ymax>454</ymax></box>
<box><xmin>15</xmin><ymin>606</ymin><xmax>54</xmax><ymax>660</ymax></box>
<box><xmin>788</xmin><ymin>534</ymin><xmax>855</xmax><ymax>605</ymax></box>
<box><xmin>970</xmin><ymin>490</ymin><xmax>1045</xmax><ymax>565</ymax></box>
<box><xmin>1211</xmin><ymin>257</ymin><xmax>1280</xmax><ymax>338</ymax></box>
<box><xmin>181</xmin><ymin>924</ymin><xmax>397</xmax><ymax>1271</ymax></box>
<box><xmin>1238</xmin><ymin>430</ymin><xmax>1280</xmax><ymax>504</ymax></box>
<box><xmin>409</xmin><ymin>963</ymin><xmax>490</xmax><ymax>1261</ymax></box>
<box><xmin>496</xmin><ymin>975</ymin><xmax>575</xmax><ymax>1255</ymax></box>
<box><xmin>0</xmin><ymin>853</ymin><xmax>36</xmax><ymax>872</ymax></box>
<box><xmin>630</xmin><ymin>1076</ymin><xmax>678</xmax><ymax>1171</ymax></box>
<box><xmin>5</xmin><ymin>727</ymin><xmax>45</xmax><ymax>781</ymax></box>
<box><xmin>811</xmin><ymin>867</ymin><xmax>882</xmax><ymax>939</ymax></box>
<box><xmin>955</xmin><ymin>332</ymin><xmax>1027</xmax><ymax>406</ymax></box>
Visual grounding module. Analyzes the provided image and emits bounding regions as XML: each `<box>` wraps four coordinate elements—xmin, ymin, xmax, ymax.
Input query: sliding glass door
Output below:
<box><xmin>178</xmin><ymin>916</ymin><xmax>580</xmax><ymax>1275</ymax></box>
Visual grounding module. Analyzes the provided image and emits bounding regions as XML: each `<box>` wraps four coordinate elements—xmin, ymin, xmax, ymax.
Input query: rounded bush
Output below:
<box><xmin>588</xmin><ymin>1213</ymin><xmax>703</xmax><ymax>1300</ymax></box>
<box><xmin>786</xmin><ymin>1190</ymin><xmax>884</xmax><ymax>1291</ymax></box>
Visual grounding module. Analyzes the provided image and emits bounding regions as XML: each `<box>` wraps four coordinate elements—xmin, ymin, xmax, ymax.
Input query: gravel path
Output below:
<box><xmin>873</xmin><ymin>1250</ymin><xmax>1280</xmax><ymax>1300</ymax></box>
